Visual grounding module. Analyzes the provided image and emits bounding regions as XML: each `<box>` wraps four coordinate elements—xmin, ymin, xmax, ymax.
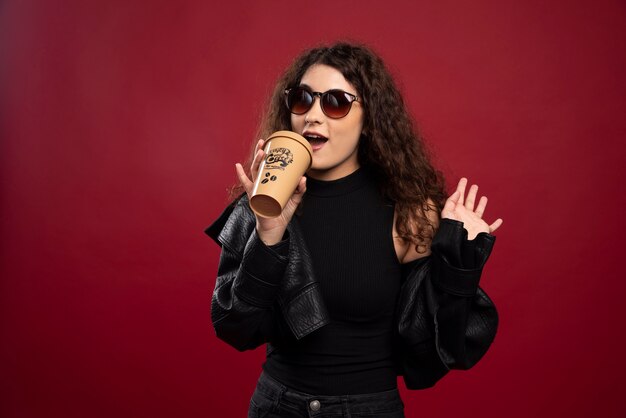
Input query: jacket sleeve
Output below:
<box><xmin>397</xmin><ymin>218</ymin><xmax>498</xmax><ymax>389</ymax></box>
<box><xmin>206</xmin><ymin>198</ymin><xmax>290</xmax><ymax>351</ymax></box>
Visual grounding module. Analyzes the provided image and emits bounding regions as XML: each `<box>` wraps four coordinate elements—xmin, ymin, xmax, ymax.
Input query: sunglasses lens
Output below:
<box><xmin>322</xmin><ymin>91</ymin><xmax>352</xmax><ymax>118</ymax></box>
<box><xmin>286</xmin><ymin>88</ymin><xmax>355</xmax><ymax>118</ymax></box>
<box><xmin>286</xmin><ymin>88</ymin><xmax>313</xmax><ymax>114</ymax></box>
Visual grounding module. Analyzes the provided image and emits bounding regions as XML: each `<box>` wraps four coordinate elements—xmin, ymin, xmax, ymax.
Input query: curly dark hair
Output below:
<box><xmin>234</xmin><ymin>42</ymin><xmax>447</xmax><ymax>252</ymax></box>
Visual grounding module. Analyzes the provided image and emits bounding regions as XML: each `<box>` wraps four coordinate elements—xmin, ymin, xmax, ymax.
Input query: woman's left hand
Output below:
<box><xmin>441</xmin><ymin>178</ymin><xmax>503</xmax><ymax>240</ymax></box>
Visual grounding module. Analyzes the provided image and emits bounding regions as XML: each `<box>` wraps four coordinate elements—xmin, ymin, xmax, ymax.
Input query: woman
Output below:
<box><xmin>206</xmin><ymin>42</ymin><xmax>502</xmax><ymax>418</ymax></box>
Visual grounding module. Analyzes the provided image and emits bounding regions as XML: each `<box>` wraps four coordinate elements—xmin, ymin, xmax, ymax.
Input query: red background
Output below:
<box><xmin>1</xmin><ymin>1</ymin><xmax>625</xmax><ymax>417</ymax></box>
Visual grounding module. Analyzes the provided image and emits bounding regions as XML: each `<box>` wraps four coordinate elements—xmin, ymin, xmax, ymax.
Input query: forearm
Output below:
<box><xmin>429</xmin><ymin>218</ymin><xmax>498</xmax><ymax>369</ymax></box>
<box><xmin>212</xmin><ymin>229</ymin><xmax>290</xmax><ymax>350</ymax></box>
<box><xmin>398</xmin><ymin>218</ymin><xmax>498</xmax><ymax>381</ymax></box>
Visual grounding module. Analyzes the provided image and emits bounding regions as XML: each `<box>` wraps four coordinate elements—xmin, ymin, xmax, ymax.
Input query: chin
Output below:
<box><xmin>309</xmin><ymin>159</ymin><xmax>326</xmax><ymax>172</ymax></box>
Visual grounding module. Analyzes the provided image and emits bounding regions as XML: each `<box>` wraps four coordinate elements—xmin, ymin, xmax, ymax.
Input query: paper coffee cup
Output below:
<box><xmin>250</xmin><ymin>131</ymin><xmax>313</xmax><ymax>218</ymax></box>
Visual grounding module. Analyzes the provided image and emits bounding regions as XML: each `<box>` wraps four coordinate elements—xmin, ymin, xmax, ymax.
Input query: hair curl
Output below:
<box><xmin>233</xmin><ymin>42</ymin><xmax>447</xmax><ymax>252</ymax></box>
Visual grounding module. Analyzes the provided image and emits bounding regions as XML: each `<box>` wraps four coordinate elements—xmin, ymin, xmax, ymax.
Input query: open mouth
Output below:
<box><xmin>304</xmin><ymin>134</ymin><xmax>328</xmax><ymax>150</ymax></box>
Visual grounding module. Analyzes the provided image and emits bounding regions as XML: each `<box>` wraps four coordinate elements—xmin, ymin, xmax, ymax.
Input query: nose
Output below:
<box><xmin>304</xmin><ymin>96</ymin><xmax>324</xmax><ymax>124</ymax></box>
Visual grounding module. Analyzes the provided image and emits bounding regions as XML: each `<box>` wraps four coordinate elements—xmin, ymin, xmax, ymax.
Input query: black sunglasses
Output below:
<box><xmin>284</xmin><ymin>87</ymin><xmax>359</xmax><ymax>119</ymax></box>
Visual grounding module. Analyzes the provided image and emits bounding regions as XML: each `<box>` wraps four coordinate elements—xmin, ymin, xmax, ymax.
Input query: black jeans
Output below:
<box><xmin>248</xmin><ymin>371</ymin><xmax>405</xmax><ymax>418</ymax></box>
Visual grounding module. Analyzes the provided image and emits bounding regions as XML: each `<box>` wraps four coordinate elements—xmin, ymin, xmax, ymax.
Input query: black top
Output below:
<box><xmin>263</xmin><ymin>168</ymin><xmax>403</xmax><ymax>395</ymax></box>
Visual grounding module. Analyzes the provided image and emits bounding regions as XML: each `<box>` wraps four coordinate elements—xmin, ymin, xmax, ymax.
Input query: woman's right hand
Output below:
<box><xmin>235</xmin><ymin>139</ymin><xmax>307</xmax><ymax>246</ymax></box>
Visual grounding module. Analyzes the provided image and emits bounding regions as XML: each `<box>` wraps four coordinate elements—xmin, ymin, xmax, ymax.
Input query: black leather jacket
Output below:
<box><xmin>205</xmin><ymin>196</ymin><xmax>498</xmax><ymax>389</ymax></box>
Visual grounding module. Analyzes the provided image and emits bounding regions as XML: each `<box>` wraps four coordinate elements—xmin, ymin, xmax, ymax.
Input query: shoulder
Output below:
<box><xmin>393</xmin><ymin>198</ymin><xmax>440</xmax><ymax>264</ymax></box>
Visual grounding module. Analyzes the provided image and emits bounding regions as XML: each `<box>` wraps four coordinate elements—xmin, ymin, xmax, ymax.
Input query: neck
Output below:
<box><xmin>306</xmin><ymin>163</ymin><xmax>361</xmax><ymax>181</ymax></box>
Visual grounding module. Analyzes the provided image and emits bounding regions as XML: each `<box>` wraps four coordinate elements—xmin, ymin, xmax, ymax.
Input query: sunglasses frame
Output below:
<box><xmin>284</xmin><ymin>87</ymin><xmax>359</xmax><ymax>119</ymax></box>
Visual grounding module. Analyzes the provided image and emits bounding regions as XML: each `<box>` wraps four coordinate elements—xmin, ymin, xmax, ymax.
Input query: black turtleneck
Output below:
<box><xmin>263</xmin><ymin>168</ymin><xmax>403</xmax><ymax>395</ymax></box>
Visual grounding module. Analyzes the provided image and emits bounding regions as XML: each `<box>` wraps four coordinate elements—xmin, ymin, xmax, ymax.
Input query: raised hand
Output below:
<box><xmin>441</xmin><ymin>178</ymin><xmax>503</xmax><ymax>240</ymax></box>
<box><xmin>235</xmin><ymin>139</ymin><xmax>307</xmax><ymax>246</ymax></box>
